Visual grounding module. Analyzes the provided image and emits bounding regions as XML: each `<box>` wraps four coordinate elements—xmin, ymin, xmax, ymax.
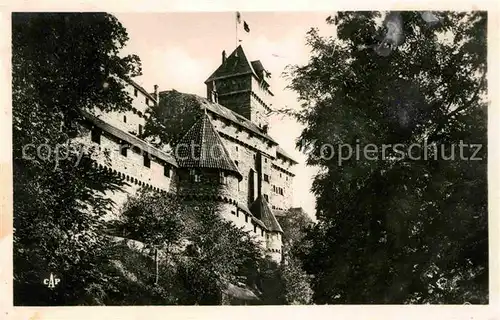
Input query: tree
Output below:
<box><xmin>287</xmin><ymin>11</ymin><xmax>487</xmax><ymax>303</ymax></box>
<box><xmin>143</xmin><ymin>90</ymin><xmax>204</xmax><ymax>147</ymax></box>
<box><xmin>120</xmin><ymin>189</ymin><xmax>185</xmax><ymax>285</ymax></box>
<box><xmin>12</xmin><ymin>13</ymin><xmax>141</xmax><ymax>305</ymax></box>
<box><xmin>280</xmin><ymin>256</ymin><xmax>313</xmax><ymax>304</ymax></box>
<box><xmin>176</xmin><ymin>204</ymin><xmax>265</xmax><ymax>305</ymax></box>
<box><xmin>273</xmin><ymin>208</ymin><xmax>314</xmax><ymax>304</ymax></box>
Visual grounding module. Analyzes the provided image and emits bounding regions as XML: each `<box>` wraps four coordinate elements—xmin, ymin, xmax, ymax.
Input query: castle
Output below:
<box><xmin>79</xmin><ymin>46</ymin><xmax>298</xmax><ymax>263</ymax></box>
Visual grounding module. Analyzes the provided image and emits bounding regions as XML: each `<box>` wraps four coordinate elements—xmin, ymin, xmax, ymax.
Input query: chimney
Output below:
<box><xmin>222</xmin><ymin>50</ymin><xmax>226</xmax><ymax>64</ymax></box>
<box><xmin>153</xmin><ymin>84</ymin><xmax>158</xmax><ymax>101</ymax></box>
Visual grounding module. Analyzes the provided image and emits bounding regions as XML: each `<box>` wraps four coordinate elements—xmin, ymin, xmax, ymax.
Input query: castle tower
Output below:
<box><xmin>174</xmin><ymin>112</ymin><xmax>242</xmax><ymax>215</ymax></box>
<box><xmin>205</xmin><ymin>46</ymin><xmax>273</xmax><ymax>131</ymax></box>
<box><xmin>249</xmin><ymin>195</ymin><xmax>283</xmax><ymax>262</ymax></box>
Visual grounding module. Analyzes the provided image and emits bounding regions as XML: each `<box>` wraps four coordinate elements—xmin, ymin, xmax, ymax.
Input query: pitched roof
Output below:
<box><xmin>205</xmin><ymin>45</ymin><xmax>258</xmax><ymax>83</ymax></box>
<box><xmin>80</xmin><ymin>110</ymin><xmax>177</xmax><ymax>167</ymax></box>
<box><xmin>174</xmin><ymin>112</ymin><xmax>242</xmax><ymax>180</ymax></box>
<box><xmin>276</xmin><ymin>145</ymin><xmax>299</xmax><ymax>164</ymax></box>
<box><xmin>163</xmin><ymin>91</ymin><xmax>277</xmax><ymax>145</ymax></box>
<box><xmin>249</xmin><ymin>195</ymin><xmax>283</xmax><ymax>233</ymax></box>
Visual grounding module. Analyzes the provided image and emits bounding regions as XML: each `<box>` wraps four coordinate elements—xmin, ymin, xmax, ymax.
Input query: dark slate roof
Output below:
<box><xmin>224</xmin><ymin>283</ymin><xmax>259</xmax><ymax>301</ymax></box>
<box><xmin>205</xmin><ymin>45</ymin><xmax>258</xmax><ymax>83</ymax></box>
<box><xmin>164</xmin><ymin>91</ymin><xmax>277</xmax><ymax>145</ymax></box>
<box><xmin>80</xmin><ymin>110</ymin><xmax>177</xmax><ymax>167</ymax></box>
<box><xmin>276</xmin><ymin>145</ymin><xmax>299</xmax><ymax>164</ymax></box>
<box><xmin>251</xmin><ymin>60</ymin><xmax>265</xmax><ymax>75</ymax></box>
<box><xmin>128</xmin><ymin>78</ymin><xmax>157</xmax><ymax>103</ymax></box>
<box><xmin>249</xmin><ymin>196</ymin><xmax>283</xmax><ymax>233</ymax></box>
<box><xmin>174</xmin><ymin>112</ymin><xmax>242</xmax><ymax>180</ymax></box>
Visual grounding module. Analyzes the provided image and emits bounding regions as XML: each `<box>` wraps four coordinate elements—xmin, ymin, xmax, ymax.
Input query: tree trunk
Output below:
<box><xmin>154</xmin><ymin>247</ymin><xmax>159</xmax><ymax>286</ymax></box>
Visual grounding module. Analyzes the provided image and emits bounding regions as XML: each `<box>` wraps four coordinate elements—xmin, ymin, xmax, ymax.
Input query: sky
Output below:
<box><xmin>113</xmin><ymin>12</ymin><xmax>335</xmax><ymax>219</ymax></box>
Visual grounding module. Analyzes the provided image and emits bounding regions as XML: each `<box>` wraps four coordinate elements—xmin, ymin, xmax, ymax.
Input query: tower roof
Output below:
<box><xmin>205</xmin><ymin>45</ymin><xmax>259</xmax><ymax>83</ymax></box>
<box><xmin>249</xmin><ymin>195</ymin><xmax>283</xmax><ymax>233</ymax></box>
<box><xmin>174</xmin><ymin>113</ymin><xmax>242</xmax><ymax>180</ymax></box>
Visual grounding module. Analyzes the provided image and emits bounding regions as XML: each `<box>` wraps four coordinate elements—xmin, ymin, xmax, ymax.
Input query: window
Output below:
<box><xmin>245</xmin><ymin>215</ymin><xmax>248</xmax><ymax>223</ymax></box>
<box><xmin>138</xmin><ymin>124</ymin><xmax>143</xmax><ymax>135</ymax></box>
<box><xmin>143</xmin><ymin>154</ymin><xmax>151</xmax><ymax>168</ymax></box>
<box><xmin>235</xmin><ymin>161</ymin><xmax>239</xmax><ymax>167</ymax></box>
<box><xmin>264</xmin><ymin>194</ymin><xmax>269</xmax><ymax>201</ymax></box>
<box><xmin>123</xmin><ymin>115</ymin><xmax>127</xmax><ymax>123</ymax></box>
<box><xmin>191</xmin><ymin>169</ymin><xmax>201</xmax><ymax>182</ymax></box>
<box><xmin>91</xmin><ymin>128</ymin><xmax>101</xmax><ymax>144</ymax></box>
<box><xmin>134</xmin><ymin>88</ymin><xmax>138</xmax><ymax>97</ymax></box>
<box><xmin>264</xmin><ymin>158</ymin><xmax>268</xmax><ymax>163</ymax></box>
<box><xmin>263</xmin><ymin>174</ymin><xmax>269</xmax><ymax>182</ymax></box>
<box><xmin>164</xmin><ymin>164</ymin><xmax>170</xmax><ymax>177</ymax></box>
<box><xmin>231</xmin><ymin>211</ymin><xmax>236</xmax><ymax>215</ymax></box>
<box><xmin>236</xmin><ymin>146</ymin><xmax>238</xmax><ymax>151</ymax></box>
<box><xmin>120</xmin><ymin>145</ymin><xmax>128</xmax><ymax>157</ymax></box>
<box><xmin>253</xmin><ymin>225</ymin><xmax>257</xmax><ymax>233</ymax></box>
<box><xmin>280</xmin><ymin>173</ymin><xmax>282</xmax><ymax>178</ymax></box>
<box><xmin>219</xmin><ymin>171</ymin><xmax>225</xmax><ymax>184</ymax></box>
<box><xmin>145</xmin><ymin>97</ymin><xmax>149</xmax><ymax>105</ymax></box>
<box><xmin>261</xmin><ymin>230</ymin><xmax>264</xmax><ymax>236</ymax></box>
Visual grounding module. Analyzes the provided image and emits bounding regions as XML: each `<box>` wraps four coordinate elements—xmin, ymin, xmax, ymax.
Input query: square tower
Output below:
<box><xmin>205</xmin><ymin>46</ymin><xmax>274</xmax><ymax>130</ymax></box>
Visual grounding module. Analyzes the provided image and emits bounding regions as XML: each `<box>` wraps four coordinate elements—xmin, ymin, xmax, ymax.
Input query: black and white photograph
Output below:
<box><xmin>4</xmin><ymin>6</ymin><xmax>492</xmax><ymax>311</ymax></box>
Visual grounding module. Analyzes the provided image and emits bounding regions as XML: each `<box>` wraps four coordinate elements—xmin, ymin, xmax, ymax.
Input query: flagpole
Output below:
<box><xmin>235</xmin><ymin>12</ymin><xmax>238</xmax><ymax>48</ymax></box>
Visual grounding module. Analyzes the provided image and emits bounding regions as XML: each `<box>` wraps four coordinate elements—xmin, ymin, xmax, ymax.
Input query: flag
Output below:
<box><xmin>236</xmin><ymin>11</ymin><xmax>241</xmax><ymax>24</ymax></box>
<box><xmin>243</xmin><ymin>21</ymin><xmax>250</xmax><ymax>33</ymax></box>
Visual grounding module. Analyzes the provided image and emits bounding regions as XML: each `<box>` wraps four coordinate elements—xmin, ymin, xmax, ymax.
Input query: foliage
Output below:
<box><xmin>143</xmin><ymin>90</ymin><xmax>204</xmax><ymax>147</ymax></box>
<box><xmin>287</xmin><ymin>11</ymin><xmax>487</xmax><ymax>303</ymax></box>
<box><xmin>280</xmin><ymin>256</ymin><xmax>313</xmax><ymax>304</ymax></box>
<box><xmin>276</xmin><ymin>208</ymin><xmax>314</xmax><ymax>255</ymax></box>
<box><xmin>120</xmin><ymin>189</ymin><xmax>185</xmax><ymax>251</ymax></box>
<box><xmin>12</xmin><ymin>13</ymin><xmax>141</xmax><ymax>305</ymax></box>
<box><xmin>118</xmin><ymin>191</ymin><xmax>268</xmax><ymax>304</ymax></box>
<box><xmin>275</xmin><ymin>209</ymin><xmax>314</xmax><ymax>304</ymax></box>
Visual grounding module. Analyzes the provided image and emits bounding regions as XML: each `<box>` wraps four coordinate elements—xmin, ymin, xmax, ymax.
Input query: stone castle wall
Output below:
<box><xmin>78</xmin><ymin>78</ymin><xmax>289</xmax><ymax>262</ymax></box>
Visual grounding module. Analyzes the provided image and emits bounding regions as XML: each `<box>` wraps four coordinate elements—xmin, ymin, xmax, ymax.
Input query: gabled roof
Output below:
<box><xmin>276</xmin><ymin>145</ymin><xmax>299</xmax><ymax>164</ymax></box>
<box><xmin>249</xmin><ymin>195</ymin><xmax>283</xmax><ymax>233</ymax></box>
<box><xmin>205</xmin><ymin>45</ymin><xmax>258</xmax><ymax>83</ymax></box>
<box><xmin>161</xmin><ymin>91</ymin><xmax>277</xmax><ymax>145</ymax></box>
<box><xmin>80</xmin><ymin>109</ymin><xmax>177</xmax><ymax>167</ymax></box>
<box><xmin>174</xmin><ymin>112</ymin><xmax>242</xmax><ymax>180</ymax></box>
